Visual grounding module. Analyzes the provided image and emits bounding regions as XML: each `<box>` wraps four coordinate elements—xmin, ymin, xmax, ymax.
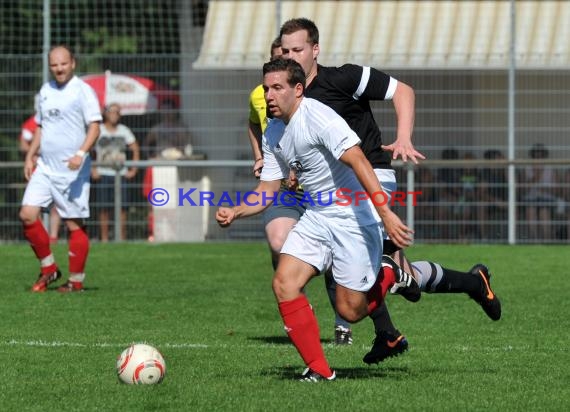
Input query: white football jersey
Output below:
<box><xmin>35</xmin><ymin>76</ymin><xmax>102</xmax><ymax>177</ymax></box>
<box><xmin>261</xmin><ymin>97</ymin><xmax>377</xmax><ymax>226</ymax></box>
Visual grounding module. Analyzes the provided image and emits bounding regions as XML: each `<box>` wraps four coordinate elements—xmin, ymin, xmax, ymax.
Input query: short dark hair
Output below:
<box><xmin>270</xmin><ymin>36</ymin><xmax>282</xmax><ymax>58</ymax></box>
<box><xmin>529</xmin><ymin>143</ymin><xmax>548</xmax><ymax>159</ymax></box>
<box><xmin>280</xmin><ymin>18</ymin><xmax>319</xmax><ymax>45</ymax></box>
<box><xmin>263</xmin><ymin>58</ymin><xmax>306</xmax><ymax>90</ymax></box>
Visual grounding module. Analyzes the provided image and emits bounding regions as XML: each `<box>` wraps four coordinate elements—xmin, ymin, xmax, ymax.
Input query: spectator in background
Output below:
<box><xmin>457</xmin><ymin>151</ymin><xmax>481</xmax><ymax>239</ymax></box>
<box><xmin>521</xmin><ymin>143</ymin><xmax>562</xmax><ymax>240</ymax></box>
<box><xmin>20</xmin><ymin>44</ymin><xmax>101</xmax><ymax>293</ymax></box>
<box><xmin>91</xmin><ymin>103</ymin><xmax>140</xmax><ymax>242</ymax></box>
<box><xmin>414</xmin><ymin>167</ymin><xmax>438</xmax><ymax>238</ymax></box>
<box><xmin>19</xmin><ymin>115</ymin><xmax>62</xmax><ymax>244</ymax></box>
<box><xmin>479</xmin><ymin>149</ymin><xmax>508</xmax><ymax>240</ymax></box>
<box><xmin>437</xmin><ymin>147</ymin><xmax>461</xmax><ymax>239</ymax></box>
<box><xmin>144</xmin><ymin>99</ymin><xmax>192</xmax><ymax>160</ymax></box>
<box><xmin>558</xmin><ymin>167</ymin><xmax>570</xmax><ymax>240</ymax></box>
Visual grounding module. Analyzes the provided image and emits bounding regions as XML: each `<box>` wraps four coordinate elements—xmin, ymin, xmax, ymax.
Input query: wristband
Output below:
<box><xmin>255</xmin><ymin>158</ymin><xmax>263</xmax><ymax>162</ymax></box>
<box><xmin>75</xmin><ymin>150</ymin><xmax>86</xmax><ymax>158</ymax></box>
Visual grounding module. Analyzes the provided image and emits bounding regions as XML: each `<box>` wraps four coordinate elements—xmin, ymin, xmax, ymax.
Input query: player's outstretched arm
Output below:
<box><xmin>216</xmin><ymin>179</ymin><xmax>281</xmax><ymax>227</ymax></box>
<box><xmin>381</xmin><ymin>81</ymin><xmax>426</xmax><ymax>164</ymax></box>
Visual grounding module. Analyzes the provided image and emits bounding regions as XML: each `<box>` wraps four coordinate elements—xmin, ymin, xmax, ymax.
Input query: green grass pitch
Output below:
<box><xmin>1</xmin><ymin>243</ymin><xmax>568</xmax><ymax>411</ymax></box>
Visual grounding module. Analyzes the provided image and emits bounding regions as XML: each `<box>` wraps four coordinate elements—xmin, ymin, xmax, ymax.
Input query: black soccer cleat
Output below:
<box><xmin>334</xmin><ymin>326</ymin><xmax>353</xmax><ymax>345</ymax></box>
<box><xmin>469</xmin><ymin>264</ymin><xmax>501</xmax><ymax>321</ymax></box>
<box><xmin>363</xmin><ymin>331</ymin><xmax>409</xmax><ymax>365</ymax></box>
<box><xmin>383</xmin><ymin>255</ymin><xmax>421</xmax><ymax>302</ymax></box>
<box><xmin>299</xmin><ymin>368</ymin><xmax>336</xmax><ymax>382</ymax></box>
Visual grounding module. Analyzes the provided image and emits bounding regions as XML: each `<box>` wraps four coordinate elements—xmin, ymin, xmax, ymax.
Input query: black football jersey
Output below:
<box><xmin>305</xmin><ymin>64</ymin><xmax>393</xmax><ymax>169</ymax></box>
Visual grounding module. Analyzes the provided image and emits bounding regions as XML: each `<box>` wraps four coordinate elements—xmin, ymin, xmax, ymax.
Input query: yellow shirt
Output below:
<box><xmin>248</xmin><ymin>84</ymin><xmax>268</xmax><ymax>132</ymax></box>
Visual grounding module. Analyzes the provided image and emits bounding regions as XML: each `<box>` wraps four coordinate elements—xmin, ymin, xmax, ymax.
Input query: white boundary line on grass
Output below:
<box><xmin>3</xmin><ymin>339</ymin><xmax>208</xmax><ymax>349</ymax></box>
<box><xmin>3</xmin><ymin>339</ymin><xmax>527</xmax><ymax>352</ymax></box>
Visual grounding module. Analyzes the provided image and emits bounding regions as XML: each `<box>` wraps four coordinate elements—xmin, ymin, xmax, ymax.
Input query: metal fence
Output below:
<box><xmin>1</xmin><ymin>1</ymin><xmax>569</xmax><ymax>245</ymax></box>
<box><xmin>2</xmin><ymin>158</ymin><xmax>568</xmax><ymax>244</ymax></box>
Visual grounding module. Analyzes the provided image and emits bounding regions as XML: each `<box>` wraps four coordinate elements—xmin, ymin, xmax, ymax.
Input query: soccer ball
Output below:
<box><xmin>116</xmin><ymin>343</ymin><xmax>166</xmax><ymax>384</ymax></box>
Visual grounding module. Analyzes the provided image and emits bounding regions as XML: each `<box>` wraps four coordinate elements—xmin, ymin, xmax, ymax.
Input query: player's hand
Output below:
<box><xmin>381</xmin><ymin>141</ymin><xmax>426</xmax><ymax>164</ymax></box>
<box><xmin>67</xmin><ymin>154</ymin><xmax>84</xmax><ymax>171</ymax></box>
<box><xmin>380</xmin><ymin>209</ymin><xmax>414</xmax><ymax>249</ymax></box>
<box><xmin>216</xmin><ymin>207</ymin><xmax>236</xmax><ymax>228</ymax></box>
<box><xmin>125</xmin><ymin>168</ymin><xmax>137</xmax><ymax>179</ymax></box>
<box><xmin>253</xmin><ymin>158</ymin><xmax>264</xmax><ymax>178</ymax></box>
<box><xmin>288</xmin><ymin>170</ymin><xmax>299</xmax><ymax>191</ymax></box>
<box><xmin>23</xmin><ymin>158</ymin><xmax>35</xmax><ymax>181</ymax></box>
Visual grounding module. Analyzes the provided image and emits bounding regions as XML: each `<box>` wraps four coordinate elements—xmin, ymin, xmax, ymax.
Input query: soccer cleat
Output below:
<box><xmin>57</xmin><ymin>281</ymin><xmax>84</xmax><ymax>293</ymax></box>
<box><xmin>299</xmin><ymin>368</ymin><xmax>336</xmax><ymax>382</ymax></box>
<box><xmin>469</xmin><ymin>264</ymin><xmax>501</xmax><ymax>321</ymax></box>
<box><xmin>334</xmin><ymin>325</ymin><xmax>353</xmax><ymax>345</ymax></box>
<box><xmin>383</xmin><ymin>255</ymin><xmax>421</xmax><ymax>302</ymax></box>
<box><xmin>31</xmin><ymin>269</ymin><xmax>62</xmax><ymax>292</ymax></box>
<box><xmin>363</xmin><ymin>331</ymin><xmax>409</xmax><ymax>365</ymax></box>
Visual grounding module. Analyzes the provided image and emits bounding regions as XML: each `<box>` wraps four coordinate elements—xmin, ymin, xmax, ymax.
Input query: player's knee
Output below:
<box><xmin>19</xmin><ymin>207</ymin><xmax>38</xmax><ymax>224</ymax></box>
<box><xmin>272</xmin><ymin>271</ymin><xmax>302</xmax><ymax>301</ymax></box>
<box><xmin>265</xmin><ymin>220</ymin><xmax>295</xmax><ymax>253</ymax></box>
<box><xmin>337</xmin><ymin>307</ymin><xmax>360</xmax><ymax>323</ymax></box>
<box><xmin>272</xmin><ymin>272</ymin><xmax>288</xmax><ymax>299</ymax></box>
<box><xmin>335</xmin><ymin>301</ymin><xmax>361</xmax><ymax>323</ymax></box>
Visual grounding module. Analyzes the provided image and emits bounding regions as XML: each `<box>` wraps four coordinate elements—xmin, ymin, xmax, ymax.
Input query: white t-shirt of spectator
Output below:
<box><xmin>35</xmin><ymin>75</ymin><xmax>102</xmax><ymax>178</ymax></box>
<box><xmin>94</xmin><ymin>124</ymin><xmax>136</xmax><ymax>176</ymax></box>
<box><xmin>261</xmin><ymin>97</ymin><xmax>377</xmax><ymax>226</ymax></box>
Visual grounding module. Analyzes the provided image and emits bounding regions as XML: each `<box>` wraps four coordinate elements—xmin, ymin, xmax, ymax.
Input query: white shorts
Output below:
<box><xmin>281</xmin><ymin>210</ymin><xmax>383</xmax><ymax>292</ymax></box>
<box><xmin>22</xmin><ymin>170</ymin><xmax>90</xmax><ymax>219</ymax></box>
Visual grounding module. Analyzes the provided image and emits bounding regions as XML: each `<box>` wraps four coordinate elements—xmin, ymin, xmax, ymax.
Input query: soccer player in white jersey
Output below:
<box><xmin>279</xmin><ymin>18</ymin><xmax>502</xmax><ymax>364</ymax></box>
<box><xmin>20</xmin><ymin>45</ymin><xmax>102</xmax><ymax>293</ymax></box>
<box><xmin>216</xmin><ymin>58</ymin><xmax>418</xmax><ymax>381</ymax></box>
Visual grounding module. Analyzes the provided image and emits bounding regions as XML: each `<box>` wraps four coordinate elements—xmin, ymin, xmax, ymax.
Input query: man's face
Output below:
<box><xmin>105</xmin><ymin>105</ymin><xmax>122</xmax><ymax>125</ymax></box>
<box><xmin>280</xmin><ymin>30</ymin><xmax>318</xmax><ymax>79</ymax></box>
<box><xmin>271</xmin><ymin>46</ymin><xmax>283</xmax><ymax>60</ymax></box>
<box><xmin>263</xmin><ymin>70</ymin><xmax>302</xmax><ymax>123</ymax></box>
<box><xmin>49</xmin><ymin>47</ymin><xmax>76</xmax><ymax>86</ymax></box>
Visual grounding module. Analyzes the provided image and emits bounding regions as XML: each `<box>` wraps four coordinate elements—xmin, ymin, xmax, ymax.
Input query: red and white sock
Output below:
<box><xmin>68</xmin><ymin>228</ymin><xmax>89</xmax><ymax>284</ymax></box>
<box><xmin>278</xmin><ymin>295</ymin><xmax>333</xmax><ymax>379</ymax></box>
<box><xmin>23</xmin><ymin>219</ymin><xmax>57</xmax><ymax>275</ymax></box>
<box><xmin>366</xmin><ymin>265</ymin><xmax>396</xmax><ymax>314</ymax></box>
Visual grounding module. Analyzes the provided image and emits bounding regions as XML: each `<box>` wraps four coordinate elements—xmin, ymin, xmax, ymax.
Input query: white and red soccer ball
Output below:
<box><xmin>116</xmin><ymin>343</ymin><xmax>166</xmax><ymax>384</ymax></box>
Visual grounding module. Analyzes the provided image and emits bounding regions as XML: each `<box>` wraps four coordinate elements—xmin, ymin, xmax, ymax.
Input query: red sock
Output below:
<box><xmin>278</xmin><ymin>295</ymin><xmax>333</xmax><ymax>378</ymax></box>
<box><xmin>366</xmin><ymin>265</ymin><xmax>396</xmax><ymax>314</ymax></box>
<box><xmin>23</xmin><ymin>219</ymin><xmax>57</xmax><ymax>275</ymax></box>
<box><xmin>68</xmin><ymin>228</ymin><xmax>89</xmax><ymax>274</ymax></box>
